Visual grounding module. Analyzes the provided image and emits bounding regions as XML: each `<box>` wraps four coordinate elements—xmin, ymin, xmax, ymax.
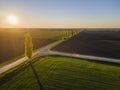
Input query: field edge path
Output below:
<box><xmin>0</xmin><ymin>40</ymin><xmax>120</xmax><ymax>74</ymax></box>
<box><xmin>0</xmin><ymin>40</ymin><xmax>62</xmax><ymax>74</ymax></box>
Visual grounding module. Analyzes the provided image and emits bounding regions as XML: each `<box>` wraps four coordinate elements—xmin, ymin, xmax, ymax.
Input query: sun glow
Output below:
<box><xmin>8</xmin><ymin>16</ymin><xmax>18</xmax><ymax>25</ymax></box>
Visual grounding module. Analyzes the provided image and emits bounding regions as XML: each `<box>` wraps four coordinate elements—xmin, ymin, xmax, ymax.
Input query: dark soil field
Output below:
<box><xmin>0</xmin><ymin>36</ymin><xmax>55</xmax><ymax>63</ymax></box>
<box><xmin>54</xmin><ymin>29</ymin><xmax>120</xmax><ymax>59</ymax></box>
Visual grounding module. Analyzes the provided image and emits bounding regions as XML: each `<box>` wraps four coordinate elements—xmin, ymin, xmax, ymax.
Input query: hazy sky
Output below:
<box><xmin>0</xmin><ymin>0</ymin><xmax>120</xmax><ymax>28</ymax></box>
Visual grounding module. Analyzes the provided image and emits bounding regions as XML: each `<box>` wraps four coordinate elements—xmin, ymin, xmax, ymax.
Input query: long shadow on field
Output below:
<box><xmin>29</xmin><ymin>61</ymin><xmax>44</xmax><ymax>90</ymax></box>
<box><xmin>0</xmin><ymin>56</ymin><xmax>46</xmax><ymax>87</ymax></box>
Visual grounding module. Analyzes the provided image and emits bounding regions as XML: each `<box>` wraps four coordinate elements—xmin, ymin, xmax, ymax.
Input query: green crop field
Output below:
<box><xmin>0</xmin><ymin>55</ymin><xmax>120</xmax><ymax>90</ymax></box>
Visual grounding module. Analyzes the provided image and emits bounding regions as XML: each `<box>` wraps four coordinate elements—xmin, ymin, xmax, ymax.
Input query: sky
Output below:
<box><xmin>0</xmin><ymin>0</ymin><xmax>120</xmax><ymax>28</ymax></box>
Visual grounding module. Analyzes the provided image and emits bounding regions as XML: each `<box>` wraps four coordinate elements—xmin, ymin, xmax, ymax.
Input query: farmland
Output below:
<box><xmin>0</xmin><ymin>0</ymin><xmax>120</xmax><ymax>90</ymax></box>
<box><xmin>53</xmin><ymin>29</ymin><xmax>120</xmax><ymax>59</ymax></box>
<box><xmin>0</xmin><ymin>28</ymin><xmax>77</xmax><ymax>64</ymax></box>
<box><xmin>0</xmin><ymin>55</ymin><xmax>120</xmax><ymax>90</ymax></box>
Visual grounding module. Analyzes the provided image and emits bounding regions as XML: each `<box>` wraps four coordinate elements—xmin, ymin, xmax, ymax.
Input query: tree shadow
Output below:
<box><xmin>0</xmin><ymin>56</ymin><xmax>45</xmax><ymax>89</ymax></box>
<box><xmin>29</xmin><ymin>61</ymin><xmax>45</xmax><ymax>90</ymax></box>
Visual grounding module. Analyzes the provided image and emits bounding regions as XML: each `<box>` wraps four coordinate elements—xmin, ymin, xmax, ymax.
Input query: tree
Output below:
<box><xmin>25</xmin><ymin>33</ymin><xmax>33</xmax><ymax>59</ymax></box>
<box><xmin>25</xmin><ymin>33</ymin><xmax>44</xmax><ymax>90</ymax></box>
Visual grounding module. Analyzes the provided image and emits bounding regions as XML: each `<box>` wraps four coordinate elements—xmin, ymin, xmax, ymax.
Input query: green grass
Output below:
<box><xmin>0</xmin><ymin>55</ymin><xmax>120</xmax><ymax>90</ymax></box>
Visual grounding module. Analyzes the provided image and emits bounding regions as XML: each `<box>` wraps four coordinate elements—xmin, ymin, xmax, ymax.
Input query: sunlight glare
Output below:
<box><xmin>8</xmin><ymin>16</ymin><xmax>18</xmax><ymax>24</ymax></box>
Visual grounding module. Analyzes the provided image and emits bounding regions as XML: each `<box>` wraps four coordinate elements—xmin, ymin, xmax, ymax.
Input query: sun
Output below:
<box><xmin>8</xmin><ymin>16</ymin><xmax>18</xmax><ymax>24</ymax></box>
